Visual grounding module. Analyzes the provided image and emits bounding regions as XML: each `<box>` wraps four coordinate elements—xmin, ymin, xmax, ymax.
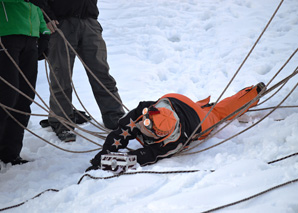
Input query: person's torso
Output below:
<box><xmin>166</xmin><ymin>97</ymin><xmax>202</xmax><ymax>138</ymax></box>
<box><xmin>0</xmin><ymin>2</ymin><xmax>43</xmax><ymax>37</ymax></box>
<box><xmin>135</xmin><ymin>97</ymin><xmax>201</xmax><ymax>147</ymax></box>
<box><xmin>47</xmin><ymin>0</ymin><xmax>99</xmax><ymax>20</ymax></box>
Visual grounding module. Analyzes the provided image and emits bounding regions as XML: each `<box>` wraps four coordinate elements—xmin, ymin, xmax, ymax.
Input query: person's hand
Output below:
<box><xmin>85</xmin><ymin>165</ymin><xmax>100</xmax><ymax>172</ymax></box>
<box><xmin>85</xmin><ymin>151</ymin><xmax>103</xmax><ymax>172</ymax></box>
<box><xmin>38</xmin><ymin>34</ymin><xmax>50</xmax><ymax>60</ymax></box>
<box><xmin>24</xmin><ymin>0</ymin><xmax>47</xmax><ymax>9</ymax></box>
<box><xmin>47</xmin><ymin>20</ymin><xmax>59</xmax><ymax>33</ymax></box>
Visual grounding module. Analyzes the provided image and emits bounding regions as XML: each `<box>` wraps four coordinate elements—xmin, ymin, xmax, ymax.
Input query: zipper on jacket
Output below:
<box><xmin>29</xmin><ymin>4</ymin><xmax>32</xmax><ymax>36</ymax></box>
<box><xmin>1</xmin><ymin>2</ymin><xmax>8</xmax><ymax>22</ymax></box>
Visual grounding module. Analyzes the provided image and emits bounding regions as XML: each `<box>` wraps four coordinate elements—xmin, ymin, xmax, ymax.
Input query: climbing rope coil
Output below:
<box><xmin>0</xmin><ymin>0</ymin><xmax>298</xmax><ymax>211</ymax></box>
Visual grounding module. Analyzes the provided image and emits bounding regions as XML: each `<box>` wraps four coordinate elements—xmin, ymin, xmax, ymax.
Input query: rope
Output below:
<box><xmin>0</xmin><ymin>189</ymin><xmax>59</xmax><ymax>212</ymax></box>
<box><xmin>1</xmin><ymin>151</ymin><xmax>297</xmax><ymax>212</ymax></box>
<box><xmin>0</xmin><ymin>33</ymin><xmax>115</xmax><ymax>150</ymax></box>
<box><xmin>44</xmin><ymin>55</ymin><xmax>109</xmax><ymax>135</ymax></box>
<box><xmin>256</xmin><ymin>48</ymin><xmax>298</xmax><ymax>106</ymax></box>
<box><xmin>268</xmin><ymin>152</ymin><xmax>298</xmax><ymax>164</ymax></box>
<box><xmin>42</xmin><ymin>10</ymin><xmax>129</xmax><ymax>112</ymax></box>
<box><xmin>180</xmin><ymin>46</ymin><xmax>298</xmax><ymax>154</ymax></box>
<box><xmin>77</xmin><ymin>169</ymin><xmax>215</xmax><ymax>184</ymax></box>
<box><xmin>177</xmin><ymin>0</ymin><xmax>285</xmax><ymax>152</ymax></box>
<box><xmin>248</xmin><ymin>105</ymin><xmax>298</xmax><ymax>112</ymax></box>
<box><xmin>1</xmin><ymin>8</ymin><xmax>129</xmax><ymax>152</ymax></box>
<box><xmin>45</xmin><ymin>50</ymin><xmax>108</xmax><ymax>132</ymax></box>
<box><xmin>0</xmin><ymin>105</ymin><xmax>101</xmax><ymax>153</ymax></box>
<box><xmin>78</xmin><ymin>150</ymin><xmax>298</xmax><ymax>184</ymax></box>
<box><xmin>179</xmin><ymin>75</ymin><xmax>298</xmax><ymax>156</ymax></box>
<box><xmin>0</xmin><ymin>40</ymin><xmax>108</xmax><ymax>147</ymax></box>
<box><xmin>0</xmin><ymin>38</ymin><xmax>50</xmax><ymax>112</ymax></box>
<box><xmin>182</xmin><ymin>66</ymin><xmax>298</xmax><ymax>152</ymax></box>
<box><xmin>201</xmin><ymin>178</ymin><xmax>298</xmax><ymax>213</ymax></box>
<box><xmin>0</xmin><ymin>0</ymin><xmax>295</xmax><ymax>159</ymax></box>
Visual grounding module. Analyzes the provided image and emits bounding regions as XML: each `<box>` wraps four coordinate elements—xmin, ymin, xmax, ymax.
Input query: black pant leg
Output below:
<box><xmin>0</xmin><ymin>35</ymin><xmax>38</xmax><ymax>162</ymax></box>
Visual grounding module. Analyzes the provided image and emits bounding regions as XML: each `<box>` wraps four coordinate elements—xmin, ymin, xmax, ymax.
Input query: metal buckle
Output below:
<box><xmin>101</xmin><ymin>152</ymin><xmax>137</xmax><ymax>173</ymax></box>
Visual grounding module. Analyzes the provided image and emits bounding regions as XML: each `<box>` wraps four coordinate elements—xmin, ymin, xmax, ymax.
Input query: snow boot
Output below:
<box><xmin>40</xmin><ymin>110</ymin><xmax>91</xmax><ymax>128</ymax></box>
<box><xmin>256</xmin><ymin>82</ymin><xmax>266</xmax><ymax>94</ymax></box>
<box><xmin>57</xmin><ymin>131</ymin><xmax>76</xmax><ymax>142</ymax></box>
<box><xmin>0</xmin><ymin>156</ymin><xmax>29</xmax><ymax>165</ymax></box>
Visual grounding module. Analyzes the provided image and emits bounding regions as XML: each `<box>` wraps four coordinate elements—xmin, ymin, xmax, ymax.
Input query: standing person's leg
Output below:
<box><xmin>47</xmin><ymin>19</ymin><xmax>77</xmax><ymax>136</ymax></box>
<box><xmin>0</xmin><ymin>36</ymin><xmax>37</xmax><ymax>164</ymax></box>
<box><xmin>0</xmin><ymin>35</ymin><xmax>23</xmax><ymax>162</ymax></box>
<box><xmin>79</xmin><ymin>18</ymin><xmax>124</xmax><ymax>129</ymax></box>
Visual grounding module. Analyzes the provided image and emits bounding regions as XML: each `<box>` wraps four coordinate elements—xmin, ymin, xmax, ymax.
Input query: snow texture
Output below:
<box><xmin>1</xmin><ymin>0</ymin><xmax>298</xmax><ymax>212</ymax></box>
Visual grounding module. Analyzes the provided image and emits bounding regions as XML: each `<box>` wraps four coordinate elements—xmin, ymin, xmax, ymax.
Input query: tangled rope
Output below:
<box><xmin>178</xmin><ymin>0</ymin><xmax>286</xmax><ymax>152</ymax></box>
<box><xmin>179</xmin><ymin>68</ymin><xmax>298</xmax><ymax>156</ymax></box>
<box><xmin>1</xmin><ymin>0</ymin><xmax>297</xmax><ymax>156</ymax></box>
<box><xmin>1</xmin><ymin>0</ymin><xmax>297</xmax><ymax>212</ymax></box>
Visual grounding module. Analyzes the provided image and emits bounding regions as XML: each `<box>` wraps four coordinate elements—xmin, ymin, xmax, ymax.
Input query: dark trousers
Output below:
<box><xmin>0</xmin><ymin>35</ymin><xmax>38</xmax><ymax>162</ymax></box>
<box><xmin>47</xmin><ymin>18</ymin><xmax>124</xmax><ymax>133</ymax></box>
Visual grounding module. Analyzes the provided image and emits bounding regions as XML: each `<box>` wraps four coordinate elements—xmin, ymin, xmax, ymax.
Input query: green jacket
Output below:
<box><xmin>0</xmin><ymin>0</ymin><xmax>50</xmax><ymax>37</ymax></box>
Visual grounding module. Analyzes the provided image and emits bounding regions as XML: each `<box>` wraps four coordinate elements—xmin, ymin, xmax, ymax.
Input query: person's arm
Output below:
<box><xmin>37</xmin><ymin>8</ymin><xmax>50</xmax><ymax>35</ymax></box>
<box><xmin>128</xmin><ymin>129</ymin><xmax>185</xmax><ymax>166</ymax></box>
<box><xmin>36</xmin><ymin>7</ymin><xmax>50</xmax><ymax>60</ymax></box>
<box><xmin>43</xmin><ymin>4</ymin><xmax>59</xmax><ymax>33</ymax></box>
<box><xmin>87</xmin><ymin>101</ymin><xmax>155</xmax><ymax>171</ymax></box>
<box><xmin>1</xmin><ymin>0</ymin><xmax>24</xmax><ymax>2</ymax></box>
<box><xmin>24</xmin><ymin>0</ymin><xmax>47</xmax><ymax>9</ymax></box>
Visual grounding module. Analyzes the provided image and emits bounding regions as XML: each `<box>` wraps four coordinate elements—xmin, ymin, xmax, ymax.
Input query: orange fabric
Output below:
<box><xmin>150</xmin><ymin>107</ymin><xmax>177</xmax><ymax>136</ymax></box>
<box><xmin>211</xmin><ymin>86</ymin><xmax>259</xmax><ymax>121</ymax></box>
<box><xmin>196</xmin><ymin>96</ymin><xmax>211</xmax><ymax>107</ymax></box>
<box><xmin>160</xmin><ymin>85</ymin><xmax>259</xmax><ymax>139</ymax></box>
<box><xmin>160</xmin><ymin>93</ymin><xmax>212</xmax><ymax>138</ymax></box>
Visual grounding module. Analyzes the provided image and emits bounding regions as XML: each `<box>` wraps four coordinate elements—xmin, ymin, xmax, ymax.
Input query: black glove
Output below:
<box><xmin>85</xmin><ymin>151</ymin><xmax>103</xmax><ymax>172</ymax></box>
<box><xmin>38</xmin><ymin>34</ymin><xmax>50</xmax><ymax>60</ymax></box>
<box><xmin>24</xmin><ymin>0</ymin><xmax>47</xmax><ymax>9</ymax></box>
<box><xmin>85</xmin><ymin>165</ymin><xmax>100</xmax><ymax>172</ymax></box>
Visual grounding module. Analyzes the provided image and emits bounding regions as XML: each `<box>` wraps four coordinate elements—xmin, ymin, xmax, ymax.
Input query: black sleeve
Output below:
<box><xmin>102</xmin><ymin>101</ymin><xmax>155</xmax><ymax>152</ymax></box>
<box><xmin>90</xmin><ymin>101</ymin><xmax>155</xmax><ymax>166</ymax></box>
<box><xmin>42</xmin><ymin>1</ymin><xmax>57</xmax><ymax>22</ymax></box>
<box><xmin>128</xmin><ymin>133</ymin><xmax>186</xmax><ymax>166</ymax></box>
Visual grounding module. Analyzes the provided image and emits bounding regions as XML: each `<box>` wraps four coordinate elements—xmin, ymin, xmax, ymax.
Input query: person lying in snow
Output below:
<box><xmin>86</xmin><ymin>82</ymin><xmax>265</xmax><ymax>172</ymax></box>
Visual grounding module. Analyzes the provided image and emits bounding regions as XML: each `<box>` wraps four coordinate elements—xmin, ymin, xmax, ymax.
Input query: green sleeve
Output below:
<box><xmin>0</xmin><ymin>0</ymin><xmax>24</xmax><ymax>2</ymax></box>
<box><xmin>37</xmin><ymin>7</ymin><xmax>50</xmax><ymax>35</ymax></box>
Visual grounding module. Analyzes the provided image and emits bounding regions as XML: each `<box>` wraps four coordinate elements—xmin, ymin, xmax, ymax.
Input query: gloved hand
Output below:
<box><xmin>85</xmin><ymin>151</ymin><xmax>103</xmax><ymax>172</ymax></box>
<box><xmin>24</xmin><ymin>0</ymin><xmax>47</xmax><ymax>9</ymax></box>
<box><xmin>85</xmin><ymin>165</ymin><xmax>100</xmax><ymax>172</ymax></box>
<box><xmin>38</xmin><ymin>34</ymin><xmax>50</xmax><ymax>60</ymax></box>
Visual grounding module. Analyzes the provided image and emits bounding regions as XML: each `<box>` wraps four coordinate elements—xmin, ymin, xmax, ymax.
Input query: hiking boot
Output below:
<box><xmin>0</xmin><ymin>156</ymin><xmax>29</xmax><ymax>165</ymax></box>
<box><xmin>11</xmin><ymin>156</ymin><xmax>29</xmax><ymax>165</ymax></box>
<box><xmin>57</xmin><ymin>131</ymin><xmax>76</xmax><ymax>142</ymax></box>
<box><xmin>102</xmin><ymin>112</ymin><xmax>124</xmax><ymax>130</ymax></box>
<box><xmin>256</xmin><ymin>82</ymin><xmax>266</xmax><ymax>94</ymax></box>
<box><xmin>74</xmin><ymin>110</ymin><xmax>91</xmax><ymax>124</ymax></box>
<box><xmin>40</xmin><ymin>110</ymin><xmax>91</xmax><ymax>128</ymax></box>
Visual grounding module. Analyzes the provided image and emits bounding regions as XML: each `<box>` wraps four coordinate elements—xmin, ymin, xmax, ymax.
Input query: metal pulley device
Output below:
<box><xmin>101</xmin><ymin>152</ymin><xmax>137</xmax><ymax>173</ymax></box>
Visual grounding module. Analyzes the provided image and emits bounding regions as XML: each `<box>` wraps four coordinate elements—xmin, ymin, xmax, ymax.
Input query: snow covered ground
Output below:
<box><xmin>1</xmin><ymin>0</ymin><xmax>298</xmax><ymax>212</ymax></box>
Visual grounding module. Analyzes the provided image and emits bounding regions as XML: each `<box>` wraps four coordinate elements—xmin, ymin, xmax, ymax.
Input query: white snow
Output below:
<box><xmin>1</xmin><ymin>0</ymin><xmax>298</xmax><ymax>212</ymax></box>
